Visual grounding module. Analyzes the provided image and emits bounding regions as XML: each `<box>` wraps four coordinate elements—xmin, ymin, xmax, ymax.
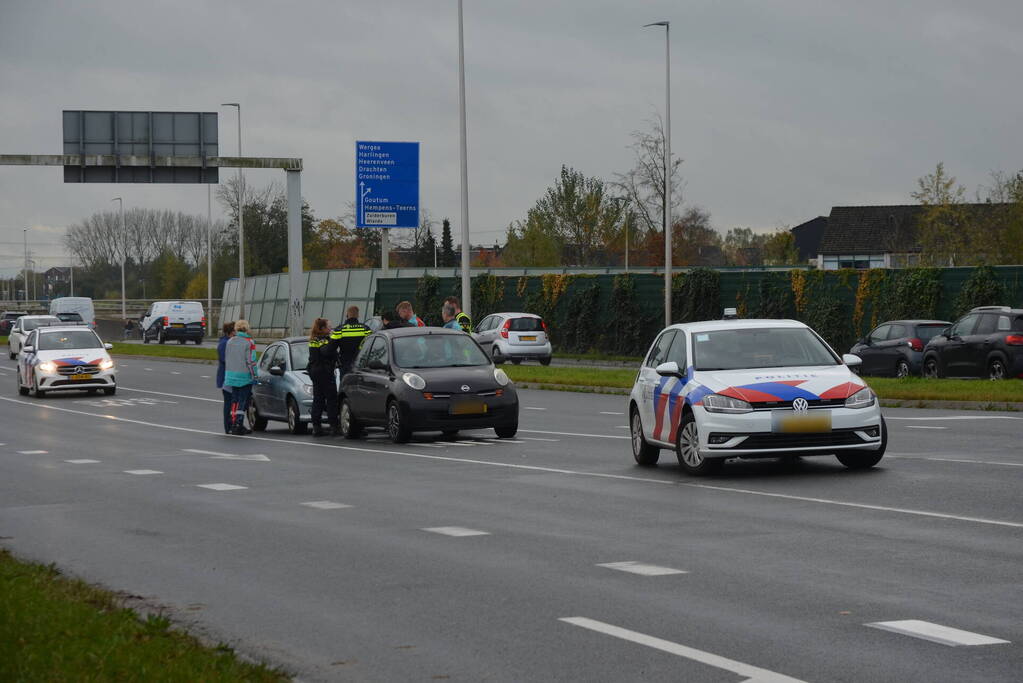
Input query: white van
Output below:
<box><xmin>140</xmin><ymin>301</ymin><xmax>206</xmax><ymax>345</ymax></box>
<box><xmin>49</xmin><ymin>297</ymin><xmax>96</xmax><ymax>329</ymax></box>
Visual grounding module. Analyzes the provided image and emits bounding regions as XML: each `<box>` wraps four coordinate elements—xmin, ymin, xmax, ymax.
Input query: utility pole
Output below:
<box><xmin>23</xmin><ymin>228</ymin><xmax>28</xmax><ymax>303</ymax></box>
<box><xmin>222</xmin><ymin>103</ymin><xmax>245</xmax><ymax>318</ymax></box>
<box><xmin>207</xmin><ymin>184</ymin><xmax>213</xmax><ymax>317</ymax></box>
<box><xmin>644</xmin><ymin>20</ymin><xmax>672</xmax><ymax>326</ymax></box>
<box><xmin>112</xmin><ymin>197</ymin><xmax>126</xmax><ymax>322</ymax></box>
<box><xmin>457</xmin><ymin>0</ymin><xmax>471</xmax><ymax>316</ymax></box>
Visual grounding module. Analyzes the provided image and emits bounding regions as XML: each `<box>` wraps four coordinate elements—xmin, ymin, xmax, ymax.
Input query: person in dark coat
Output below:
<box><xmin>331</xmin><ymin>305</ymin><xmax>372</xmax><ymax>373</ymax></box>
<box><xmin>308</xmin><ymin>317</ymin><xmax>339</xmax><ymax>436</ymax></box>
<box><xmin>216</xmin><ymin>321</ymin><xmax>235</xmax><ymax>434</ymax></box>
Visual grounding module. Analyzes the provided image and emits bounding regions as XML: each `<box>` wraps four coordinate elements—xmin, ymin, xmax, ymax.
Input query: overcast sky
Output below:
<box><xmin>2</xmin><ymin>0</ymin><xmax>1022</xmax><ymax>276</ymax></box>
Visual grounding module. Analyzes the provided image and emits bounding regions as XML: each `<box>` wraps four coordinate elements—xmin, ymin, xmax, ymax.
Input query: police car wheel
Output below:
<box><xmin>630</xmin><ymin>408</ymin><xmax>660</xmax><ymax>466</ymax></box>
<box><xmin>17</xmin><ymin>371</ymin><xmax>29</xmax><ymax>396</ymax></box>
<box><xmin>675</xmin><ymin>412</ymin><xmax>722</xmax><ymax>476</ymax></box>
<box><xmin>836</xmin><ymin>418</ymin><xmax>886</xmax><ymax>469</ymax></box>
<box><xmin>33</xmin><ymin>374</ymin><xmax>46</xmax><ymax>399</ymax></box>
<box><xmin>103</xmin><ymin>387</ymin><xmax>116</xmax><ymax>396</ymax></box>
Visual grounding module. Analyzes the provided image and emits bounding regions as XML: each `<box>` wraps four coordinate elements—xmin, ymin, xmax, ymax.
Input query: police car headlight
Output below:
<box><xmin>301</xmin><ymin>383</ymin><xmax>314</xmax><ymax>396</ymax></box>
<box><xmin>99</xmin><ymin>358</ymin><xmax>114</xmax><ymax>370</ymax></box>
<box><xmin>38</xmin><ymin>361</ymin><xmax>58</xmax><ymax>374</ymax></box>
<box><xmin>494</xmin><ymin>368</ymin><xmax>510</xmax><ymax>387</ymax></box>
<box><xmin>702</xmin><ymin>394</ymin><xmax>753</xmax><ymax>414</ymax></box>
<box><xmin>845</xmin><ymin>387</ymin><xmax>875</xmax><ymax>409</ymax></box>
<box><xmin>402</xmin><ymin>372</ymin><xmax>426</xmax><ymax>390</ymax></box>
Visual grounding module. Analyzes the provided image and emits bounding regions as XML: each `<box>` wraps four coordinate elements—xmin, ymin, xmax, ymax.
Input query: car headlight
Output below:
<box><xmin>38</xmin><ymin>361</ymin><xmax>57</xmax><ymax>374</ymax></box>
<box><xmin>494</xmin><ymin>368</ymin><xmax>510</xmax><ymax>387</ymax></box>
<box><xmin>702</xmin><ymin>393</ymin><xmax>753</xmax><ymax>414</ymax></box>
<box><xmin>402</xmin><ymin>372</ymin><xmax>426</xmax><ymax>390</ymax></box>
<box><xmin>302</xmin><ymin>383</ymin><xmax>314</xmax><ymax>396</ymax></box>
<box><xmin>845</xmin><ymin>387</ymin><xmax>875</xmax><ymax>409</ymax></box>
<box><xmin>99</xmin><ymin>358</ymin><xmax>114</xmax><ymax>370</ymax></box>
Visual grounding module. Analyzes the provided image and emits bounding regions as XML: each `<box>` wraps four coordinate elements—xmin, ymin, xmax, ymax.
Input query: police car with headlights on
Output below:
<box><xmin>16</xmin><ymin>325</ymin><xmax>116</xmax><ymax>398</ymax></box>
<box><xmin>629</xmin><ymin>318</ymin><xmax>885</xmax><ymax>475</ymax></box>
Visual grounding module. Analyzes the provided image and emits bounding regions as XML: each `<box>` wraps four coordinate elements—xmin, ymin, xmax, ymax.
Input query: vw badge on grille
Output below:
<box><xmin>461</xmin><ymin>384</ymin><xmax>471</xmax><ymax>392</ymax></box>
<box><xmin>792</xmin><ymin>397</ymin><xmax>809</xmax><ymax>413</ymax></box>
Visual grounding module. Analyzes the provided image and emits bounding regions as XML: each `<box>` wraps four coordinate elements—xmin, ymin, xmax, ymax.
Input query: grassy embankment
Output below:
<box><xmin>0</xmin><ymin>548</ymin><xmax>287</xmax><ymax>681</ymax></box>
<box><xmin>108</xmin><ymin>341</ymin><xmax>219</xmax><ymax>361</ymax></box>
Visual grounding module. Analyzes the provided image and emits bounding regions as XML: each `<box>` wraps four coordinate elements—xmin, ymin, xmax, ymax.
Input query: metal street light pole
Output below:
<box><xmin>222</xmin><ymin>103</ymin><xmax>245</xmax><ymax>319</ymax></box>
<box><xmin>457</xmin><ymin>0</ymin><xmax>471</xmax><ymax>317</ymax></box>
<box><xmin>112</xmin><ymin>197</ymin><xmax>126</xmax><ymax>322</ymax></box>
<box><xmin>645</xmin><ymin>20</ymin><xmax>671</xmax><ymax>326</ymax></box>
<box><xmin>207</xmin><ymin>184</ymin><xmax>213</xmax><ymax>319</ymax></box>
<box><xmin>23</xmin><ymin>228</ymin><xmax>28</xmax><ymax>303</ymax></box>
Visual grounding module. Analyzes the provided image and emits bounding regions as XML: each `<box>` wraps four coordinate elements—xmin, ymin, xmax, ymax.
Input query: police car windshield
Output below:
<box><xmin>693</xmin><ymin>327</ymin><xmax>839</xmax><ymax>371</ymax></box>
<box><xmin>393</xmin><ymin>334</ymin><xmax>489</xmax><ymax>368</ymax></box>
<box><xmin>290</xmin><ymin>342</ymin><xmax>309</xmax><ymax>371</ymax></box>
<box><xmin>38</xmin><ymin>330</ymin><xmax>102</xmax><ymax>351</ymax></box>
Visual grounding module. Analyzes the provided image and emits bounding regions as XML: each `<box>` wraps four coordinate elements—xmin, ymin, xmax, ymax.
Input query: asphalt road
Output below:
<box><xmin>1</xmin><ymin>355</ymin><xmax>1021</xmax><ymax>682</ymax></box>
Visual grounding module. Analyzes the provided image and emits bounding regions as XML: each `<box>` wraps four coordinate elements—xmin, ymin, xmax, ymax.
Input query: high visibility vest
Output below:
<box><xmin>455</xmin><ymin>311</ymin><xmax>472</xmax><ymax>333</ymax></box>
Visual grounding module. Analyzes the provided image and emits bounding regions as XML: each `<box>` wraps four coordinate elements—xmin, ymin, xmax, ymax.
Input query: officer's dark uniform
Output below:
<box><xmin>331</xmin><ymin>317</ymin><xmax>372</xmax><ymax>374</ymax></box>
<box><xmin>455</xmin><ymin>311</ymin><xmax>472</xmax><ymax>333</ymax></box>
<box><xmin>308</xmin><ymin>332</ymin><xmax>339</xmax><ymax>436</ymax></box>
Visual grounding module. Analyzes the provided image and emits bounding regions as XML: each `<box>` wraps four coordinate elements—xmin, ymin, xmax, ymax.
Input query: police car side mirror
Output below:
<box><xmin>22</xmin><ymin>346</ymin><xmax>34</xmax><ymax>354</ymax></box>
<box><xmin>104</xmin><ymin>343</ymin><xmax>113</xmax><ymax>350</ymax></box>
<box><xmin>655</xmin><ymin>361</ymin><xmax>682</xmax><ymax>378</ymax></box>
<box><xmin>842</xmin><ymin>354</ymin><xmax>862</xmax><ymax>367</ymax></box>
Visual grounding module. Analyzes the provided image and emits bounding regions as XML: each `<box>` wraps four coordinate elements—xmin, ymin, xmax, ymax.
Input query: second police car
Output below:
<box><xmin>629</xmin><ymin>317</ymin><xmax>885</xmax><ymax>475</ymax></box>
<box><xmin>16</xmin><ymin>325</ymin><xmax>116</xmax><ymax>397</ymax></box>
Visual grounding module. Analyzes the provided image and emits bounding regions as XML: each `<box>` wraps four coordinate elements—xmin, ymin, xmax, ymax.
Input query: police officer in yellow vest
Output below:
<box><xmin>307</xmin><ymin>317</ymin><xmax>339</xmax><ymax>437</ymax></box>
<box><xmin>331</xmin><ymin>305</ymin><xmax>372</xmax><ymax>374</ymax></box>
<box><xmin>444</xmin><ymin>296</ymin><xmax>472</xmax><ymax>333</ymax></box>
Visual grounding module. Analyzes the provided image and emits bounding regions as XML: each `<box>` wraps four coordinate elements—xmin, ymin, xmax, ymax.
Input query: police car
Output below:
<box><xmin>629</xmin><ymin>316</ymin><xmax>885</xmax><ymax>475</ymax></box>
<box><xmin>16</xmin><ymin>325</ymin><xmax>116</xmax><ymax>398</ymax></box>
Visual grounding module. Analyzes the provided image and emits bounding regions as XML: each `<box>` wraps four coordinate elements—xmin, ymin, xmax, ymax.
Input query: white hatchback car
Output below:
<box><xmin>472</xmin><ymin>312</ymin><xmax>552</xmax><ymax>365</ymax></box>
<box><xmin>8</xmin><ymin>315</ymin><xmax>61</xmax><ymax>359</ymax></box>
<box><xmin>629</xmin><ymin>319</ymin><xmax>885</xmax><ymax>475</ymax></box>
<box><xmin>16</xmin><ymin>326</ymin><xmax>116</xmax><ymax>397</ymax></box>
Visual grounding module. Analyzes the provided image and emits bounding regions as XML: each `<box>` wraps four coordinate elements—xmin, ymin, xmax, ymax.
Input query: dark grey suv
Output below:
<box><xmin>922</xmin><ymin>306</ymin><xmax>1023</xmax><ymax>380</ymax></box>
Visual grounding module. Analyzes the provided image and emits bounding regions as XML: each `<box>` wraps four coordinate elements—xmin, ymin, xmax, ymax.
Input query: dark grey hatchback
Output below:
<box><xmin>849</xmin><ymin>319</ymin><xmax>951</xmax><ymax>377</ymax></box>
<box><xmin>339</xmin><ymin>327</ymin><xmax>519</xmax><ymax>443</ymax></box>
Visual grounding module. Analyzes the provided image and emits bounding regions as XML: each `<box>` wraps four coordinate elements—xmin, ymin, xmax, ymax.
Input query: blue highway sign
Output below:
<box><xmin>355</xmin><ymin>141</ymin><xmax>419</xmax><ymax>228</ymax></box>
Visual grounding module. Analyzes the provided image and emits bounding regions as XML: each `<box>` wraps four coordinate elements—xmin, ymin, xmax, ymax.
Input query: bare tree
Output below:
<box><xmin>613</xmin><ymin>115</ymin><xmax>685</xmax><ymax>234</ymax></box>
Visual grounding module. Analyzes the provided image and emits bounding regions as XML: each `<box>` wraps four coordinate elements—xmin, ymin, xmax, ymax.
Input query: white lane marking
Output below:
<box><xmin>444</xmin><ymin>442</ymin><xmax>476</xmax><ymax>447</ymax></box>
<box><xmin>183</xmin><ymin>448</ymin><xmax>234</xmax><ymax>457</ymax></box>
<box><xmin>410</xmin><ymin>442</ymin><xmax>445</xmax><ymax>448</ymax></box>
<box><xmin>486</xmin><ymin>439</ymin><xmax>526</xmax><ymax>444</ymax></box>
<box><xmin>422</xmin><ymin>526</ymin><xmax>490</xmax><ymax>537</ymax></box>
<box><xmin>301</xmin><ymin>501</ymin><xmax>352</xmax><ymax>510</ymax></box>
<box><xmin>120</xmin><ymin>387</ymin><xmax>220</xmax><ymax>403</ymax></box>
<box><xmin>144</xmin><ymin>368</ymin><xmax>152</xmax><ymax>371</ymax></box>
<box><xmin>597</xmin><ymin>561</ymin><xmax>688</xmax><ymax>576</ymax></box>
<box><xmin>456</xmin><ymin>440</ymin><xmax>493</xmax><ymax>446</ymax></box>
<box><xmin>524</xmin><ymin>406</ymin><xmax>546</xmax><ymax>411</ymax></box>
<box><xmin>683</xmin><ymin>482</ymin><xmax>1023</xmax><ymax>529</ymax></box>
<box><xmin>200</xmin><ymin>375</ymin><xmax>211</xmax><ymax>379</ymax></box>
<box><xmin>560</xmin><ymin>617</ymin><xmax>805</xmax><ymax>682</ymax></box>
<box><xmin>18</xmin><ymin>450</ymin><xmax>48</xmax><ymax>455</ymax></box>
<box><xmin>124</xmin><ymin>469</ymin><xmax>163</xmax><ymax>475</ymax></box>
<box><xmin>521</xmin><ymin>437</ymin><xmax>559</xmax><ymax>442</ymax></box>
<box><xmin>905</xmin><ymin>425</ymin><xmax>947</xmax><ymax>430</ymax></box>
<box><xmin>196</xmin><ymin>483</ymin><xmax>247</xmax><ymax>491</ymax></box>
<box><xmin>65</xmin><ymin>459</ymin><xmax>100</xmax><ymax>464</ymax></box>
<box><xmin>521</xmin><ymin>429</ymin><xmax>629</xmax><ymax>440</ymax></box>
<box><xmin>600</xmin><ymin>411</ymin><xmax>624</xmax><ymax>415</ymax></box>
<box><xmin>213</xmin><ymin>453</ymin><xmax>270</xmax><ymax>461</ymax></box>
<box><xmin>5</xmin><ymin>396</ymin><xmax>1020</xmax><ymax>529</ymax></box>
<box><xmin>866</xmin><ymin>620</ymin><xmax>1010</xmax><ymax>647</ymax></box>
<box><xmin>886</xmin><ymin>416</ymin><xmax>1022</xmax><ymax>421</ymax></box>
<box><xmin>170</xmin><ymin>371</ymin><xmax>181</xmax><ymax>375</ymax></box>
<box><xmin>615</xmin><ymin>425</ymin><xmax>630</xmax><ymax>429</ymax></box>
<box><xmin>888</xmin><ymin>455</ymin><xmax>1023</xmax><ymax>468</ymax></box>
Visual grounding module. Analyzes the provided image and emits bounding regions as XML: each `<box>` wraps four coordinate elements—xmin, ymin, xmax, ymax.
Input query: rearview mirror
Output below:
<box><xmin>368</xmin><ymin>359</ymin><xmax>388</xmax><ymax>371</ymax></box>
<box><xmin>842</xmin><ymin>353</ymin><xmax>862</xmax><ymax>367</ymax></box>
<box><xmin>269</xmin><ymin>365</ymin><xmax>285</xmax><ymax>376</ymax></box>
<box><xmin>655</xmin><ymin>361</ymin><xmax>683</xmax><ymax>378</ymax></box>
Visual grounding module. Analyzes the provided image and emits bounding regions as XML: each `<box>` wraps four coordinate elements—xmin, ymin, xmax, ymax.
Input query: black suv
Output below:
<box><xmin>1</xmin><ymin>311</ymin><xmax>27</xmax><ymax>335</ymax></box>
<box><xmin>849</xmin><ymin>319</ymin><xmax>951</xmax><ymax>377</ymax></box>
<box><xmin>922</xmin><ymin>306</ymin><xmax>1023</xmax><ymax>380</ymax></box>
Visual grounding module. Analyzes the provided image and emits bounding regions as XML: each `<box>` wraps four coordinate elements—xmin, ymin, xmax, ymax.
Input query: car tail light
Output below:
<box><xmin>162</xmin><ymin>316</ymin><xmax>169</xmax><ymax>326</ymax></box>
<box><xmin>907</xmin><ymin>338</ymin><xmax>924</xmax><ymax>352</ymax></box>
<box><xmin>201</xmin><ymin>316</ymin><xmax>207</xmax><ymax>327</ymax></box>
<box><xmin>541</xmin><ymin>320</ymin><xmax>548</xmax><ymax>333</ymax></box>
<box><xmin>1006</xmin><ymin>334</ymin><xmax>1023</xmax><ymax>346</ymax></box>
<box><xmin>501</xmin><ymin>320</ymin><xmax>511</xmax><ymax>339</ymax></box>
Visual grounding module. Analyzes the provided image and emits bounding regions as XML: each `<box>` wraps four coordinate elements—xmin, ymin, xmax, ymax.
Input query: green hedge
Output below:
<box><xmin>375</xmin><ymin>266</ymin><xmax>1023</xmax><ymax>356</ymax></box>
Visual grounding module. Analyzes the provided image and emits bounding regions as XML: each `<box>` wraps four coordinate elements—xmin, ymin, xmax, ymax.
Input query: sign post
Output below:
<box><xmin>355</xmin><ymin>141</ymin><xmax>420</xmax><ymax>275</ymax></box>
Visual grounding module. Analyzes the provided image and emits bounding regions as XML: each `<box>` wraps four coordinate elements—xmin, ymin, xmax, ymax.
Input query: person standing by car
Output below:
<box><xmin>381</xmin><ymin>310</ymin><xmax>408</xmax><ymax>329</ymax></box>
<box><xmin>397</xmin><ymin>301</ymin><xmax>426</xmax><ymax>327</ymax></box>
<box><xmin>331</xmin><ymin>305</ymin><xmax>372</xmax><ymax>374</ymax></box>
<box><xmin>445</xmin><ymin>296</ymin><xmax>472</xmax><ymax>333</ymax></box>
<box><xmin>308</xmin><ymin>317</ymin><xmax>339</xmax><ymax>437</ymax></box>
<box><xmin>442</xmin><ymin>303</ymin><xmax>462</xmax><ymax>330</ymax></box>
<box><xmin>224</xmin><ymin>319</ymin><xmax>257</xmax><ymax>435</ymax></box>
<box><xmin>216</xmin><ymin>321</ymin><xmax>235</xmax><ymax>434</ymax></box>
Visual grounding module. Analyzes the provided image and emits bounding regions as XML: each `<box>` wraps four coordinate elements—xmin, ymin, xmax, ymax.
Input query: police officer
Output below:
<box><xmin>332</xmin><ymin>305</ymin><xmax>372</xmax><ymax>374</ymax></box>
<box><xmin>444</xmin><ymin>296</ymin><xmax>472</xmax><ymax>333</ymax></box>
<box><xmin>307</xmin><ymin>317</ymin><xmax>339</xmax><ymax>437</ymax></box>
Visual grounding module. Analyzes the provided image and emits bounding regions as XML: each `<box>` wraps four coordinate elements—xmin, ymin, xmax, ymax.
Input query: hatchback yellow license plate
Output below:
<box><xmin>450</xmin><ymin>400</ymin><xmax>487</xmax><ymax>415</ymax></box>
<box><xmin>171</xmin><ymin>323</ymin><xmax>185</xmax><ymax>328</ymax></box>
<box><xmin>520</xmin><ymin>335</ymin><xmax>536</xmax><ymax>341</ymax></box>
<box><xmin>772</xmin><ymin>411</ymin><xmax>831</xmax><ymax>433</ymax></box>
<box><xmin>70</xmin><ymin>373</ymin><xmax>92</xmax><ymax>381</ymax></box>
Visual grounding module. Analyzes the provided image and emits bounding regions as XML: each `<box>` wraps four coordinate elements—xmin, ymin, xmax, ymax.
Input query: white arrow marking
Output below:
<box><xmin>196</xmin><ymin>483</ymin><xmax>247</xmax><ymax>491</ymax></box>
<box><xmin>866</xmin><ymin>620</ymin><xmax>1010</xmax><ymax>647</ymax></box>
<box><xmin>597</xmin><ymin>561</ymin><xmax>688</xmax><ymax>576</ymax></box>
<box><xmin>182</xmin><ymin>448</ymin><xmax>268</xmax><ymax>461</ymax></box>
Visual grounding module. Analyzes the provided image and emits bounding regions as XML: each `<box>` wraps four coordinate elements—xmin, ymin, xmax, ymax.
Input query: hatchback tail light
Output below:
<box><xmin>1006</xmin><ymin>334</ymin><xmax>1023</xmax><ymax>346</ymax></box>
<box><xmin>541</xmin><ymin>320</ymin><xmax>549</xmax><ymax>333</ymax></box>
<box><xmin>907</xmin><ymin>337</ymin><xmax>924</xmax><ymax>352</ymax></box>
<box><xmin>500</xmin><ymin>320</ymin><xmax>511</xmax><ymax>339</ymax></box>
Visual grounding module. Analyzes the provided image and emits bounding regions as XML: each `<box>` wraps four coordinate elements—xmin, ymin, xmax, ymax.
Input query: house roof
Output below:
<box><xmin>790</xmin><ymin>216</ymin><xmax>828</xmax><ymax>261</ymax></box>
<box><xmin>818</xmin><ymin>205</ymin><xmax>924</xmax><ymax>255</ymax></box>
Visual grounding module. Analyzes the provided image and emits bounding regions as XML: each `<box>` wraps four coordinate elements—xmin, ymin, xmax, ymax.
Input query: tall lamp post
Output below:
<box><xmin>457</xmin><ymin>0</ymin><xmax>471</xmax><ymax>317</ymax></box>
<box><xmin>644</xmin><ymin>20</ymin><xmax>671</xmax><ymax>326</ymax></box>
<box><xmin>112</xmin><ymin>197</ymin><xmax>126</xmax><ymax>322</ymax></box>
<box><xmin>222</xmin><ymin>102</ymin><xmax>245</xmax><ymax>319</ymax></box>
<box><xmin>23</xmin><ymin>228</ymin><xmax>29</xmax><ymax>303</ymax></box>
<box><xmin>207</xmin><ymin>184</ymin><xmax>213</xmax><ymax>320</ymax></box>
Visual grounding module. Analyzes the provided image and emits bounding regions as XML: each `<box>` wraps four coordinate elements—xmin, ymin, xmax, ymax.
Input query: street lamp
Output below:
<box><xmin>23</xmin><ymin>228</ymin><xmax>28</xmax><ymax>303</ymax></box>
<box><xmin>644</xmin><ymin>20</ymin><xmax>672</xmax><ymax>326</ymax></box>
<box><xmin>457</xmin><ymin>0</ymin><xmax>471</xmax><ymax>317</ymax></box>
<box><xmin>112</xmin><ymin>197</ymin><xmax>126</xmax><ymax>322</ymax></box>
<box><xmin>222</xmin><ymin>102</ymin><xmax>245</xmax><ymax>319</ymax></box>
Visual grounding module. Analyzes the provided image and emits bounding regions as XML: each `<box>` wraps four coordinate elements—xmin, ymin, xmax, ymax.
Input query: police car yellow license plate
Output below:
<box><xmin>450</xmin><ymin>400</ymin><xmax>487</xmax><ymax>415</ymax></box>
<box><xmin>772</xmin><ymin>411</ymin><xmax>831</xmax><ymax>433</ymax></box>
<box><xmin>70</xmin><ymin>373</ymin><xmax>92</xmax><ymax>380</ymax></box>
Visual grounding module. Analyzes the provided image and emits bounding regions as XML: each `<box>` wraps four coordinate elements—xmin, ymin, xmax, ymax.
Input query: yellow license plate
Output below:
<box><xmin>70</xmin><ymin>373</ymin><xmax>92</xmax><ymax>380</ymax></box>
<box><xmin>171</xmin><ymin>323</ymin><xmax>185</xmax><ymax>328</ymax></box>
<box><xmin>772</xmin><ymin>411</ymin><xmax>832</xmax><ymax>433</ymax></box>
<box><xmin>450</xmin><ymin>400</ymin><xmax>487</xmax><ymax>415</ymax></box>
<box><xmin>520</xmin><ymin>335</ymin><xmax>536</xmax><ymax>341</ymax></box>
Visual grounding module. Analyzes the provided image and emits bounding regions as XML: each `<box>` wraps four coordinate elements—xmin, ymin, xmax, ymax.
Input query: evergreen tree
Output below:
<box><xmin>440</xmin><ymin>218</ymin><xmax>456</xmax><ymax>266</ymax></box>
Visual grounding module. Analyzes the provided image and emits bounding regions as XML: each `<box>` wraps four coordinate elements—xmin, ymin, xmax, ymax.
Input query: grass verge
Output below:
<box><xmin>0</xmin><ymin>548</ymin><xmax>287</xmax><ymax>682</ymax></box>
<box><xmin>109</xmin><ymin>342</ymin><xmax>218</xmax><ymax>361</ymax></box>
<box><xmin>504</xmin><ymin>365</ymin><xmax>635</xmax><ymax>388</ymax></box>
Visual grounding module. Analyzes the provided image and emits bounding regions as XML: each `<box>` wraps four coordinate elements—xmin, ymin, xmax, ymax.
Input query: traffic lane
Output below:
<box><xmin>3</xmin><ymin>406</ymin><xmax>1020</xmax><ymax>682</ymax></box>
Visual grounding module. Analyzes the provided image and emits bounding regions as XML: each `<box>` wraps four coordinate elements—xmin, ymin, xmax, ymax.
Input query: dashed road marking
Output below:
<box><xmin>444</xmin><ymin>442</ymin><xmax>477</xmax><ymax>447</ymax></box>
<box><xmin>124</xmin><ymin>469</ymin><xmax>163</xmax><ymax>475</ymax></box>
<box><xmin>905</xmin><ymin>426</ymin><xmax>947</xmax><ymax>430</ymax></box>
<box><xmin>170</xmin><ymin>371</ymin><xmax>181</xmax><ymax>375</ymax></box>
<box><xmin>520</xmin><ymin>429</ymin><xmax>629</xmax><ymax>440</ymax></box>
<box><xmin>524</xmin><ymin>406</ymin><xmax>546</xmax><ymax>411</ymax></box>
<box><xmin>196</xmin><ymin>483</ymin><xmax>248</xmax><ymax>491</ymax></box>
<box><xmin>596</xmin><ymin>561</ymin><xmax>688</xmax><ymax>576</ymax></box>
<box><xmin>144</xmin><ymin>368</ymin><xmax>152</xmax><ymax>371</ymax></box>
<box><xmin>200</xmin><ymin>375</ymin><xmax>211</xmax><ymax>379</ymax></box>
<box><xmin>301</xmin><ymin>501</ymin><xmax>352</xmax><ymax>510</ymax></box>
<box><xmin>456</xmin><ymin>440</ymin><xmax>493</xmax><ymax>446</ymax></box>
<box><xmin>888</xmin><ymin>455</ymin><xmax>1023</xmax><ymax>468</ymax></box>
<box><xmin>422</xmin><ymin>526</ymin><xmax>490</xmax><ymax>537</ymax></box>
<box><xmin>600</xmin><ymin>411</ymin><xmax>625</xmax><ymax>415</ymax></box>
<box><xmin>65</xmin><ymin>459</ymin><xmax>100</xmax><ymax>464</ymax></box>
<box><xmin>866</xmin><ymin>620</ymin><xmax>1010</xmax><ymax>647</ymax></box>
<box><xmin>410</xmin><ymin>442</ymin><xmax>445</xmax><ymax>448</ymax></box>
<box><xmin>560</xmin><ymin>617</ymin><xmax>806</xmax><ymax>682</ymax></box>
<box><xmin>121</xmin><ymin>387</ymin><xmax>220</xmax><ymax>403</ymax></box>
<box><xmin>18</xmin><ymin>450</ymin><xmax>48</xmax><ymax>455</ymax></box>
<box><xmin>886</xmin><ymin>416</ymin><xmax>1022</xmax><ymax>421</ymax></box>
<box><xmin>521</xmin><ymin>437</ymin><xmax>559</xmax><ymax>442</ymax></box>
